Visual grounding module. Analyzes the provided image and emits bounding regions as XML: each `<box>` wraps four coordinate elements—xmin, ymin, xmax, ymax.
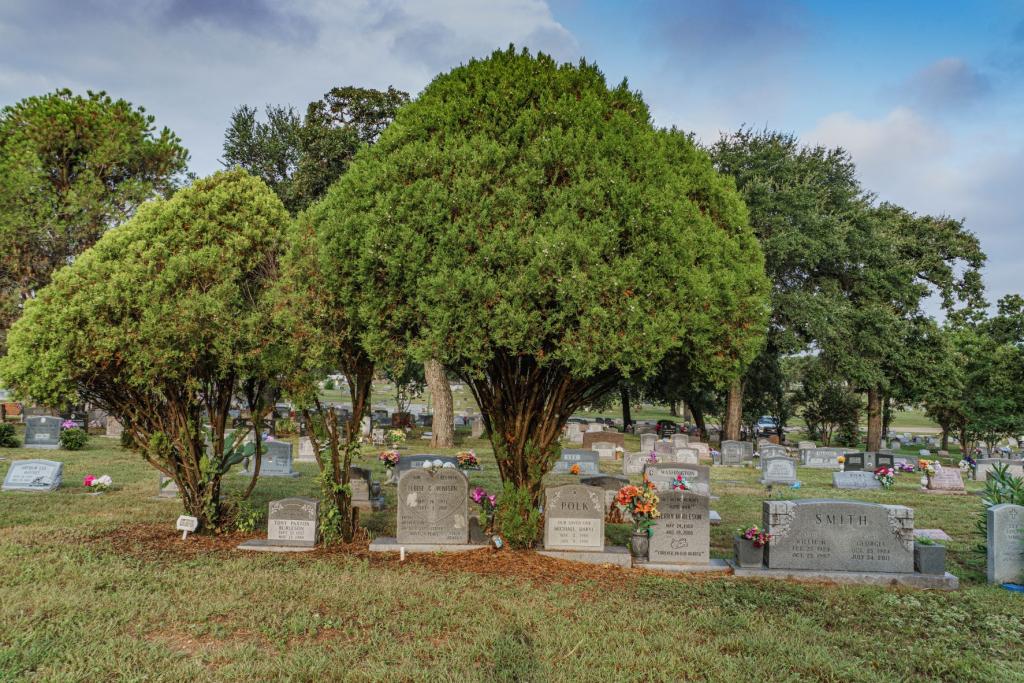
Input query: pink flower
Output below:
<box><xmin>471</xmin><ymin>487</ymin><xmax>485</xmax><ymax>504</ymax></box>
<box><xmin>488</xmin><ymin>494</ymin><xmax>497</xmax><ymax>506</ymax></box>
<box><xmin>83</xmin><ymin>475</ymin><xmax>96</xmax><ymax>487</ymax></box>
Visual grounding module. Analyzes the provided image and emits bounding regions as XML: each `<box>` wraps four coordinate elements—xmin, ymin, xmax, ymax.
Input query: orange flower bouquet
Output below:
<box><xmin>615</xmin><ymin>482</ymin><xmax>660</xmax><ymax>535</ymax></box>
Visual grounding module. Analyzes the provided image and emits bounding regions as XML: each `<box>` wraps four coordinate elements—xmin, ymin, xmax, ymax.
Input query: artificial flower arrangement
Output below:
<box><xmin>378</xmin><ymin>450</ymin><xmax>400</xmax><ymax>471</ymax></box>
<box><xmin>83</xmin><ymin>474</ymin><xmax>112</xmax><ymax>492</ymax></box>
<box><xmin>959</xmin><ymin>454</ymin><xmax>977</xmax><ymax>473</ymax></box>
<box><xmin>918</xmin><ymin>459</ymin><xmax>939</xmax><ymax>477</ymax></box>
<box><xmin>421</xmin><ymin>458</ymin><xmax>456</xmax><ymax>473</ymax></box>
<box><xmin>61</xmin><ymin>419</ymin><xmax>77</xmax><ymax>430</ymax></box>
<box><xmin>736</xmin><ymin>524</ymin><xmax>771</xmax><ymax>547</ymax></box>
<box><xmin>569</xmin><ymin>463</ymin><xmax>580</xmax><ymax>475</ymax></box>
<box><xmin>386</xmin><ymin>429</ymin><xmax>406</xmax><ymax>446</ymax></box>
<box><xmin>456</xmin><ymin>451</ymin><xmax>479</xmax><ymax>470</ymax></box>
<box><xmin>670</xmin><ymin>474</ymin><xmax>690</xmax><ymax>491</ymax></box>
<box><xmin>896</xmin><ymin>462</ymin><xmax>915</xmax><ymax>474</ymax></box>
<box><xmin>873</xmin><ymin>466</ymin><xmax>895</xmax><ymax>489</ymax></box>
<box><xmin>837</xmin><ymin>455</ymin><xmax>846</xmax><ymax>465</ymax></box>
<box><xmin>471</xmin><ymin>486</ymin><xmax>498</xmax><ymax>532</ymax></box>
<box><xmin>615</xmin><ymin>481</ymin><xmax>660</xmax><ymax>535</ymax></box>
<box><xmin>647</xmin><ymin>451</ymin><xmax>658</xmax><ymax>465</ymax></box>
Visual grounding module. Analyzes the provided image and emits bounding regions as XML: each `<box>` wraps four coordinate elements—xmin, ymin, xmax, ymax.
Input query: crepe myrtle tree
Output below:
<box><xmin>314</xmin><ymin>49</ymin><xmax>769</xmax><ymax>518</ymax></box>
<box><xmin>0</xmin><ymin>170</ymin><xmax>293</xmax><ymax>531</ymax></box>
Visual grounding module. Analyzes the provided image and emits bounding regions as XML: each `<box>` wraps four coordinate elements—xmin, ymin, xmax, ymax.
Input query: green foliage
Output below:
<box><xmin>274</xmin><ymin>418</ymin><xmax>297</xmax><ymax>436</ymax></box>
<box><xmin>0</xmin><ymin>89</ymin><xmax>188</xmax><ymax>349</ymax></box>
<box><xmin>791</xmin><ymin>356</ymin><xmax>860</xmax><ymax>446</ymax></box>
<box><xmin>322</xmin><ymin>378</ymin><xmax>335</xmax><ymax>391</ymax></box>
<box><xmin>312</xmin><ymin>48</ymin><xmax>768</xmax><ymax>503</ymax></box>
<box><xmin>496</xmin><ymin>483</ymin><xmax>541</xmax><ymax>548</ymax></box>
<box><xmin>223</xmin><ymin>86</ymin><xmax>409</xmax><ymax>213</ymax></box>
<box><xmin>227</xmin><ymin>495</ymin><xmax>264</xmax><ymax>533</ymax></box>
<box><xmin>59</xmin><ymin>428</ymin><xmax>87</xmax><ymax>451</ymax></box>
<box><xmin>975</xmin><ymin>464</ymin><xmax>1024</xmax><ymax>556</ymax></box>
<box><xmin>0</xmin><ymin>170</ymin><xmax>294</xmax><ymax>530</ymax></box>
<box><xmin>0</xmin><ymin>423</ymin><xmax>18</xmax><ymax>448</ymax></box>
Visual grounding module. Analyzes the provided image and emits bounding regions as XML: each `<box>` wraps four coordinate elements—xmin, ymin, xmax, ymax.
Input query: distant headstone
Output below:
<box><xmin>926</xmin><ymin>467</ymin><xmax>965</xmax><ymax>494</ymax></box>
<box><xmin>720</xmin><ymin>440</ymin><xmax>749</xmax><ymax>466</ymax></box>
<box><xmin>974</xmin><ymin>459</ymin><xmax>1024</xmax><ymax>482</ymax></box>
<box><xmin>24</xmin><ymin>416</ymin><xmax>61</xmax><ymax>449</ymax></box>
<box><xmin>801</xmin><ymin>448</ymin><xmax>844</xmax><ymax>470</ymax></box>
<box><xmin>397</xmin><ymin>468</ymin><xmax>470</xmax><ymax>545</ymax></box>
<box><xmin>654</xmin><ymin>442</ymin><xmax>674</xmax><ymax>457</ymax></box>
<box><xmin>764</xmin><ymin>500</ymin><xmax>914</xmax><ymax>573</ymax></box>
<box><xmin>552</xmin><ymin>449</ymin><xmax>600</xmax><ymax>475</ymax></box>
<box><xmin>832</xmin><ymin>471</ymin><xmax>882</xmax><ymax>489</ymax></box>
<box><xmin>667</xmin><ymin>448</ymin><xmax>700</xmax><ymax>465</ymax></box>
<box><xmin>396</xmin><ymin>454</ymin><xmax>459</xmax><ymax>479</ymax></box>
<box><xmin>797</xmin><ymin>441</ymin><xmax>816</xmax><ymax>450</ymax></box>
<box><xmin>592</xmin><ymin>441</ymin><xmax>617</xmax><ymax>461</ymax></box>
<box><xmin>471</xmin><ymin>417</ymin><xmax>485</xmax><ymax>439</ymax></box>
<box><xmin>582</xmin><ymin>431</ymin><xmax>624</xmax><ymax>450</ymax></box>
<box><xmin>349</xmin><ymin>466</ymin><xmax>385</xmax><ymax>511</ymax></box>
<box><xmin>244</xmin><ymin>441</ymin><xmax>299</xmax><ymax>477</ymax></box>
<box><xmin>296</xmin><ymin>437</ymin><xmax>316</xmax><ymax>463</ymax></box>
<box><xmin>649</xmin><ymin>490</ymin><xmax>710</xmax><ymax>565</ymax></box>
<box><xmin>586</xmin><ymin>423</ymin><xmax>605</xmax><ymax>433</ymax></box>
<box><xmin>689</xmin><ymin>442</ymin><xmax>712</xmax><ymax>462</ymax></box>
<box><xmin>267</xmin><ymin>497</ymin><xmax>319</xmax><ymax>547</ymax></box>
<box><xmin>842</xmin><ymin>452</ymin><xmax>866</xmax><ymax>472</ymax></box>
<box><xmin>643</xmin><ymin>463</ymin><xmax>710</xmax><ymax>496</ymax></box>
<box><xmin>105</xmin><ymin>416</ymin><xmax>124</xmax><ymax>439</ymax></box>
<box><xmin>640</xmin><ymin>433</ymin><xmax>657</xmax><ymax>453</ymax></box>
<box><xmin>622</xmin><ymin>451</ymin><xmax>648</xmax><ymax>476</ymax></box>
<box><xmin>542</xmin><ymin>484</ymin><xmax>604</xmax><ymax>551</ymax></box>
<box><xmin>2</xmin><ymin>459</ymin><xmax>63</xmax><ymax>492</ymax></box>
<box><xmin>875</xmin><ymin>452</ymin><xmax>896</xmax><ymax>470</ymax></box>
<box><xmin>565</xmin><ymin>422</ymin><xmax>584</xmax><ymax>445</ymax></box>
<box><xmin>987</xmin><ymin>504</ymin><xmax>1024</xmax><ymax>585</ymax></box>
<box><xmin>759</xmin><ymin>445</ymin><xmax>787</xmax><ymax>460</ymax></box>
<box><xmin>761</xmin><ymin>457</ymin><xmax>797</xmax><ymax>486</ymax></box>
<box><xmin>158</xmin><ymin>473</ymin><xmax>179</xmax><ymax>498</ymax></box>
<box><xmin>581</xmin><ymin>474</ymin><xmax>629</xmax><ymax>515</ymax></box>
<box><xmin>670</xmin><ymin>434</ymin><xmax>690</xmax><ymax>448</ymax></box>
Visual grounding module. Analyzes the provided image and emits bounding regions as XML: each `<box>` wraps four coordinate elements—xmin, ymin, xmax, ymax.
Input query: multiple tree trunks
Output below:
<box><xmin>425</xmin><ymin>359</ymin><xmax>454</xmax><ymax>448</ymax></box>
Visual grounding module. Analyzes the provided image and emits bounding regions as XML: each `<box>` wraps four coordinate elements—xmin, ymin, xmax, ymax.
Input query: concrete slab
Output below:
<box><xmin>236</xmin><ymin>539</ymin><xmax>317</xmax><ymax>553</ymax></box>
<box><xmin>368</xmin><ymin>536</ymin><xmax>489</xmax><ymax>554</ymax></box>
<box><xmin>537</xmin><ymin>546</ymin><xmax>632</xmax><ymax>568</ymax></box>
<box><xmin>915</xmin><ymin>529</ymin><xmax>953</xmax><ymax>542</ymax></box>
<box><xmin>919</xmin><ymin>487</ymin><xmax>967</xmax><ymax>495</ymax></box>
<box><xmin>635</xmin><ymin>558</ymin><xmax>731</xmax><ymax>574</ymax></box>
<box><xmin>710</xmin><ymin>510</ymin><xmax>721</xmax><ymax>526</ymax></box>
<box><xmin>727</xmin><ymin>562</ymin><xmax>959</xmax><ymax>591</ymax></box>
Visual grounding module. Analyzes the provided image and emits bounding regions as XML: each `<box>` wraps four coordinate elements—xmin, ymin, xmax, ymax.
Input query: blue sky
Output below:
<box><xmin>1</xmin><ymin>0</ymin><xmax>1022</xmax><ymax>305</ymax></box>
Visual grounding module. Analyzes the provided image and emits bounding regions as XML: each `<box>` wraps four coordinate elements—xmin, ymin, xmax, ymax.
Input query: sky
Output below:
<box><xmin>1</xmin><ymin>0</ymin><xmax>1022</xmax><ymax>306</ymax></box>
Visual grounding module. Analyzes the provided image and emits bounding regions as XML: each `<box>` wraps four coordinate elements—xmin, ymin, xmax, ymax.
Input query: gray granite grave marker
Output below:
<box><xmin>987</xmin><ymin>503</ymin><xmax>1024</xmax><ymax>584</ymax></box>
<box><xmin>552</xmin><ymin>449</ymin><xmax>600</xmax><ymax>475</ymax></box>
<box><xmin>397</xmin><ymin>468</ymin><xmax>469</xmax><ymax>544</ymax></box>
<box><xmin>542</xmin><ymin>484</ymin><xmax>604</xmax><ymax>551</ymax></box>
<box><xmin>24</xmin><ymin>416</ymin><xmax>61</xmax><ymax>449</ymax></box>
<box><xmin>2</xmin><ymin>459</ymin><xmax>63</xmax><ymax>492</ymax></box>
<box><xmin>649</xmin><ymin>490</ymin><xmax>710</xmax><ymax>565</ymax></box>
<box><xmin>267</xmin><ymin>497</ymin><xmax>319</xmax><ymax>547</ymax></box>
<box><xmin>832</xmin><ymin>471</ymin><xmax>882</xmax><ymax>489</ymax></box>
<box><xmin>761</xmin><ymin>457</ymin><xmax>797</xmax><ymax>486</ymax></box>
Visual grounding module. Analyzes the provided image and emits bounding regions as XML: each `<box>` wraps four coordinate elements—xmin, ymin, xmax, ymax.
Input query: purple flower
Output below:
<box><xmin>61</xmin><ymin>420</ymin><xmax>76</xmax><ymax>430</ymax></box>
<box><xmin>488</xmin><ymin>494</ymin><xmax>497</xmax><ymax>506</ymax></box>
<box><xmin>471</xmin><ymin>487</ymin><xmax>485</xmax><ymax>504</ymax></box>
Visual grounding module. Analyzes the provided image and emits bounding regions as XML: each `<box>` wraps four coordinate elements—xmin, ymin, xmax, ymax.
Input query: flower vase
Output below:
<box><xmin>629</xmin><ymin>531</ymin><xmax>649</xmax><ymax>560</ymax></box>
<box><xmin>920</xmin><ymin>475</ymin><xmax>929</xmax><ymax>488</ymax></box>
<box><xmin>733</xmin><ymin>536</ymin><xmax>765</xmax><ymax>568</ymax></box>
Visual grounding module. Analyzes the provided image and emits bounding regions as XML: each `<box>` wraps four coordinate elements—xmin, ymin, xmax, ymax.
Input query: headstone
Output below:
<box><xmin>245</xmin><ymin>441</ymin><xmax>299</xmax><ymax>477</ymax></box>
<box><xmin>801</xmin><ymin>448</ymin><xmax>844</xmax><ymax>470</ymax></box>
<box><xmin>105</xmin><ymin>416</ymin><xmax>124</xmax><ymax>439</ymax></box>
<box><xmin>832</xmin><ymin>471</ymin><xmax>882</xmax><ymax>489</ymax></box>
<box><xmin>987</xmin><ymin>504</ymin><xmax>1024</xmax><ymax>584</ymax></box>
<box><xmin>668</xmin><ymin>448</ymin><xmax>700</xmax><ymax>465</ymax></box>
<box><xmin>671</xmin><ymin>434</ymin><xmax>690</xmax><ymax>448</ymax></box>
<box><xmin>397</xmin><ymin>454</ymin><xmax>460</xmax><ymax>479</ymax></box>
<box><xmin>542</xmin><ymin>484</ymin><xmax>604</xmax><ymax>551</ymax></box>
<box><xmin>349</xmin><ymin>466</ymin><xmax>385</xmax><ymax>511</ymax></box>
<box><xmin>759</xmin><ymin>445</ymin><xmax>787</xmax><ymax>460</ymax></box>
<box><xmin>23</xmin><ymin>416</ymin><xmax>61</xmax><ymax>449</ymax></box>
<box><xmin>565</xmin><ymin>422</ymin><xmax>584</xmax><ymax>445</ymax></box>
<box><xmin>552</xmin><ymin>449</ymin><xmax>600</xmax><ymax>475</ymax></box>
<box><xmin>974</xmin><ymin>459</ymin><xmax>1024</xmax><ymax>482</ymax></box>
<box><xmin>471</xmin><ymin>418</ymin><xmax>485</xmax><ymax>439</ymax></box>
<box><xmin>622</xmin><ymin>451</ymin><xmax>648</xmax><ymax>476</ymax></box>
<box><xmin>926</xmin><ymin>467</ymin><xmax>965</xmax><ymax>493</ymax></box>
<box><xmin>592</xmin><ymin>441</ymin><xmax>617</xmax><ymax>462</ymax></box>
<box><xmin>580</xmin><ymin>474</ymin><xmax>629</xmax><ymax>516</ymax></box>
<box><xmin>654</xmin><ymin>442</ymin><xmax>674</xmax><ymax>457</ymax></box>
<box><xmin>2</xmin><ymin>459</ymin><xmax>63</xmax><ymax>492</ymax></box>
<box><xmin>890</xmin><ymin>440</ymin><xmax>902</xmax><ymax>450</ymax></box>
<box><xmin>582</xmin><ymin>431</ymin><xmax>624</xmax><ymax>450</ymax></box>
<box><xmin>158</xmin><ymin>473</ymin><xmax>179</xmax><ymax>498</ymax></box>
<box><xmin>649</xmin><ymin>490</ymin><xmax>710</xmax><ymax>565</ymax></box>
<box><xmin>397</xmin><ymin>468</ymin><xmax>470</xmax><ymax>545</ymax></box>
<box><xmin>586</xmin><ymin>423</ymin><xmax>605</xmax><ymax>433</ymax></box>
<box><xmin>689</xmin><ymin>442</ymin><xmax>712</xmax><ymax>463</ymax></box>
<box><xmin>643</xmin><ymin>463</ymin><xmax>711</xmax><ymax>496</ymax></box>
<box><xmin>842</xmin><ymin>452</ymin><xmax>866</xmax><ymax>472</ymax></box>
<box><xmin>764</xmin><ymin>500</ymin><xmax>914</xmax><ymax>573</ymax></box>
<box><xmin>636</xmin><ymin>424</ymin><xmax>657</xmax><ymax>436</ymax></box>
<box><xmin>761</xmin><ymin>457</ymin><xmax>798</xmax><ymax>486</ymax></box>
<box><xmin>296</xmin><ymin>437</ymin><xmax>316</xmax><ymax>462</ymax></box>
<box><xmin>640</xmin><ymin>433</ymin><xmax>657</xmax><ymax>453</ymax></box>
<box><xmin>875</xmin><ymin>452</ymin><xmax>895</xmax><ymax>470</ymax></box>
<box><xmin>797</xmin><ymin>441</ymin><xmax>816</xmax><ymax>450</ymax></box>
<box><xmin>267</xmin><ymin>497</ymin><xmax>319</xmax><ymax>547</ymax></box>
<box><xmin>720</xmin><ymin>440</ymin><xmax>749</xmax><ymax>466</ymax></box>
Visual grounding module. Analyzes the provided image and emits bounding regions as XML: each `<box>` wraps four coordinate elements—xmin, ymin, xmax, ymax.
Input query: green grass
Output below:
<box><xmin>1</xmin><ymin>427</ymin><xmax>1022</xmax><ymax>681</ymax></box>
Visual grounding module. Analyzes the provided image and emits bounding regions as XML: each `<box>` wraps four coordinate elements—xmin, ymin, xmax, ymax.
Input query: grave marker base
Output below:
<box><xmin>368</xmin><ymin>537</ymin><xmax>488</xmax><ymax>553</ymax></box>
<box><xmin>727</xmin><ymin>563</ymin><xmax>959</xmax><ymax>591</ymax></box>
<box><xmin>920</xmin><ymin>487</ymin><xmax>967</xmax><ymax>495</ymax></box>
<box><xmin>536</xmin><ymin>547</ymin><xmax>632</xmax><ymax>568</ymax></box>
<box><xmin>634</xmin><ymin>558</ymin><xmax>730</xmax><ymax>574</ymax></box>
<box><xmin>236</xmin><ymin>539</ymin><xmax>317</xmax><ymax>553</ymax></box>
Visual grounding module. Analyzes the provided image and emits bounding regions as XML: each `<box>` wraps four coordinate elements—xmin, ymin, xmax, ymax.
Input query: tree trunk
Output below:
<box><xmin>723</xmin><ymin>379</ymin><xmax>743</xmax><ymax>441</ymax></box>
<box><xmin>690</xmin><ymin>404</ymin><xmax>705</xmax><ymax>440</ymax></box>
<box><xmin>866</xmin><ymin>386</ymin><xmax>882</xmax><ymax>452</ymax></box>
<box><xmin>620</xmin><ymin>384</ymin><xmax>632</xmax><ymax>431</ymax></box>
<box><xmin>669</xmin><ymin>401</ymin><xmax>678</xmax><ymax>417</ymax></box>
<box><xmin>881</xmin><ymin>396</ymin><xmax>892</xmax><ymax>443</ymax></box>
<box><xmin>958</xmin><ymin>425</ymin><xmax>971</xmax><ymax>456</ymax></box>
<box><xmin>940</xmin><ymin>425</ymin><xmax>949</xmax><ymax>452</ymax></box>
<box><xmin>425</xmin><ymin>359</ymin><xmax>454</xmax><ymax>448</ymax></box>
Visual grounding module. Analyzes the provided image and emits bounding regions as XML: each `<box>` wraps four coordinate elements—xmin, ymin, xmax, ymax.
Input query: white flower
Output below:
<box><xmin>442</xmin><ymin>462</ymin><xmax>455</xmax><ymax>469</ymax></box>
<box><xmin>432</xmin><ymin>459</ymin><xmax>443</xmax><ymax>468</ymax></box>
<box><xmin>97</xmin><ymin>475</ymin><xmax>112</xmax><ymax>486</ymax></box>
<box><xmin>422</xmin><ymin>461</ymin><xmax>432</xmax><ymax>469</ymax></box>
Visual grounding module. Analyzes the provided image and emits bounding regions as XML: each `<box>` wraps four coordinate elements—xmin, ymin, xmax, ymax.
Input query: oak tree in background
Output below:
<box><xmin>0</xmin><ymin>171</ymin><xmax>293</xmax><ymax>531</ymax></box>
<box><xmin>0</xmin><ymin>89</ymin><xmax>188</xmax><ymax>350</ymax></box>
<box><xmin>314</xmin><ymin>48</ymin><xmax>769</xmax><ymax>535</ymax></box>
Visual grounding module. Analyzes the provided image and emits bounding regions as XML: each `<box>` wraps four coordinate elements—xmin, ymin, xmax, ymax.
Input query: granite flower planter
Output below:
<box><xmin>629</xmin><ymin>531</ymin><xmax>649</xmax><ymax>560</ymax></box>
<box><xmin>914</xmin><ymin>542</ymin><xmax>946</xmax><ymax>575</ymax></box>
<box><xmin>734</xmin><ymin>536</ymin><xmax>765</xmax><ymax>568</ymax></box>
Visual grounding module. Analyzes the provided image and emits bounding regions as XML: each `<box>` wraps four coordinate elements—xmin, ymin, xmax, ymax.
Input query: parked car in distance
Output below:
<box><xmin>756</xmin><ymin>415</ymin><xmax>780</xmax><ymax>435</ymax></box>
<box><xmin>656</xmin><ymin>420</ymin><xmax>679</xmax><ymax>437</ymax></box>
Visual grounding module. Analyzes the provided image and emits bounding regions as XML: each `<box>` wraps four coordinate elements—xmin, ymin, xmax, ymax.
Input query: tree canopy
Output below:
<box><xmin>311</xmin><ymin>48</ymin><xmax>769</xmax><ymax>520</ymax></box>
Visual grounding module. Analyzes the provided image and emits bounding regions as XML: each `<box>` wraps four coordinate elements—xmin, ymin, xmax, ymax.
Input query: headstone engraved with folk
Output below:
<box><xmin>649</xmin><ymin>491</ymin><xmax>710</xmax><ymax>565</ymax></box>
<box><xmin>764</xmin><ymin>500</ymin><xmax>914</xmax><ymax>573</ymax></box>
<box><xmin>552</xmin><ymin>449</ymin><xmax>600</xmax><ymax>475</ymax></box>
<box><xmin>987</xmin><ymin>504</ymin><xmax>1024</xmax><ymax>585</ymax></box>
<box><xmin>267</xmin><ymin>497</ymin><xmax>319</xmax><ymax>547</ymax></box>
<box><xmin>2</xmin><ymin>459</ymin><xmax>63</xmax><ymax>492</ymax></box>
<box><xmin>925</xmin><ymin>467</ymin><xmax>966</xmax><ymax>494</ymax></box>
<box><xmin>543</xmin><ymin>484</ymin><xmax>604</xmax><ymax>551</ymax></box>
<box><xmin>24</xmin><ymin>416</ymin><xmax>61</xmax><ymax>449</ymax></box>
<box><xmin>397</xmin><ymin>468</ymin><xmax>469</xmax><ymax>545</ymax></box>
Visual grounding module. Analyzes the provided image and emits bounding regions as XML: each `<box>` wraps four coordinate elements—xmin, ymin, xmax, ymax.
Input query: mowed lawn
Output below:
<box><xmin>2</xmin><ymin>429</ymin><xmax>1023</xmax><ymax>682</ymax></box>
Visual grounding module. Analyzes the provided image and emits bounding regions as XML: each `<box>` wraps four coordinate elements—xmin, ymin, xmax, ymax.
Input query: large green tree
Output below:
<box><xmin>0</xmin><ymin>170</ymin><xmax>293</xmax><ymax>530</ymax></box>
<box><xmin>313</xmin><ymin>49</ymin><xmax>769</xmax><ymax>522</ymax></box>
<box><xmin>0</xmin><ymin>89</ymin><xmax>188</xmax><ymax>350</ymax></box>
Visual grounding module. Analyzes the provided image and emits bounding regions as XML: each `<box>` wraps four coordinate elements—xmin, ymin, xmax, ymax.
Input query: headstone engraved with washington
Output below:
<box><xmin>643</xmin><ymin>463</ymin><xmax>710</xmax><ymax>497</ymax></box>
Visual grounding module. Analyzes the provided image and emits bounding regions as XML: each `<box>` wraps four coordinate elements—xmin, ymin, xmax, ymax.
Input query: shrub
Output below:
<box><xmin>323</xmin><ymin>378</ymin><xmax>335</xmax><ymax>391</ymax></box>
<box><xmin>60</xmin><ymin>427</ymin><xmax>88</xmax><ymax>450</ymax></box>
<box><xmin>496</xmin><ymin>483</ymin><xmax>541</xmax><ymax>549</ymax></box>
<box><xmin>275</xmin><ymin>418</ymin><xmax>297</xmax><ymax>436</ymax></box>
<box><xmin>227</xmin><ymin>496</ymin><xmax>264</xmax><ymax>533</ymax></box>
<box><xmin>0</xmin><ymin>423</ymin><xmax>18</xmax><ymax>448</ymax></box>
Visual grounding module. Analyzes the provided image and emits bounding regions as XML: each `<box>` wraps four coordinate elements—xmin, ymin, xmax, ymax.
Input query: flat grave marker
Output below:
<box><xmin>2</xmin><ymin>459</ymin><xmax>63</xmax><ymax>492</ymax></box>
